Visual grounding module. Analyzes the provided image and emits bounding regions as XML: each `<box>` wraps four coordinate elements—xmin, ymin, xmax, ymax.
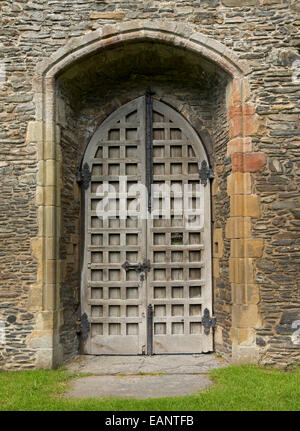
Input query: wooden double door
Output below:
<box><xmin>81</xmin><ymin>95</ymin><xmax>213</xmax><ymax>355</ymax></box>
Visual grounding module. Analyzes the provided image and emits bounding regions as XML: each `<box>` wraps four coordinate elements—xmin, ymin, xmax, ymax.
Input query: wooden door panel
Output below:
<box><xmin>149</xmin><ymin>101</ymin><xmax>213</xmax><ymax>353</ymax></box>
<box><xmin>82</xmin><ymin>97</ymin><xmax>147</xmax><ymax>355</ymax></box>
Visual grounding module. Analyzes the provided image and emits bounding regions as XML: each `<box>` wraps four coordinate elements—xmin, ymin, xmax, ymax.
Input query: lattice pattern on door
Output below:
<box><xmin>81</xmin><ymin>96</ymin><xmax>212</xmax><ymax>355</ymax></box>
<box><xmin>148</xmin><ymin>103</ymin><xmax>207</xmax><ymax>353</ymax></box>
<box><xmin>84</xmin><ymin>98</ymin><xmax>147</xmax><ymax>354</ymax></box>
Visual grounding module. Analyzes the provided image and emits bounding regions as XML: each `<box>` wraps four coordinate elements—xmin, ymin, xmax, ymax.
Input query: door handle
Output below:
<box><xmin>122</xmin><ymin>259</ymin><xmax>151</xmax><ymax>273</ymax></box>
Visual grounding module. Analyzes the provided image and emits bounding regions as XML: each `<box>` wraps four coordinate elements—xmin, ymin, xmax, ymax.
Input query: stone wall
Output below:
<box><xmin>211</xmin><ymin>84</ymin><xmax>232</xmax><ymax>360</ymax></box>
<box><xmin>0</xmin><ymin>0</ymin><xmax>299</xmax><ymax>368</ymax></box>
<box><xmin>56</xmin><ymin>87</ymin><xmax>82</xmax><ymax>362</ymax></box>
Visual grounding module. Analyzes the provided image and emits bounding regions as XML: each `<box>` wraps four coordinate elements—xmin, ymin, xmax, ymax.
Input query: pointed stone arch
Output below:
<box><xmin>27</xmin><ymin>20</ymin><xmax>265</xmax><ymax>368</ymax></box>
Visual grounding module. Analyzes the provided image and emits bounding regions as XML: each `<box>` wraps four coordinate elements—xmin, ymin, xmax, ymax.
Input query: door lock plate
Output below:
<box><xmin>122</xmin><ymin>259</ymin><xmax>151</xmax><ymax>273</ymax></box>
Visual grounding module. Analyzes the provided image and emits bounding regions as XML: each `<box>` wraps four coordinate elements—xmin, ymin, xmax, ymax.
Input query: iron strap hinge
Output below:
<box><xmin>201</xmin><ymin>308</ymin><xmax>216</xmax><ymax>335</ymax></box>
<box><xmin>199</xmin><ymin>160</ymin><xmax>214</xmax><ymax>186</ymax></box>
<box><xmin>122</xmin><ymin>259</ymin><xmax>151</xmax><ymax>273</ymax></box>
<box><xmin>147</xmin><ymin>304</ymin><xmax>153</xmax><ymax>356</ymax></box>
<box><xmin>146</xmin><ymin>88</ymin><xmax>155</xmax><ymax>212</ymax></box>
<box><xmin>77</xmin><ymin>162</ymin><xmax>92</xmax><ymax>190</ymax></box>
<box><xmin>78</xmin><ymin>312</ymin><xmax>90</xmax><ymax>340</ymax></box>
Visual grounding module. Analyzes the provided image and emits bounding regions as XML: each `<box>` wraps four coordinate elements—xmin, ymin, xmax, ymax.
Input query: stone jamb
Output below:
<box><xmin>226</xmin><ymin>78</ymin><xmax>266</xmax><ymax>363</ymax></box>
<box><xmin>28</xmin><ymin>20</ymin><xmax>261</xmax><ymax>367</ymax></box>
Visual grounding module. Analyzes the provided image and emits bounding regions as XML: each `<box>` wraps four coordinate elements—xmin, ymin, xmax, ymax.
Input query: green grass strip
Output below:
<box><xmin>0</xmin><ymin>364</ymin><xmax>299</xmax><ymax>411</ymax></box>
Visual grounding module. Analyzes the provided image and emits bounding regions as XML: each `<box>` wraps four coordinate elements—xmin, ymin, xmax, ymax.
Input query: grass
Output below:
<box><xmin>0</xmin><ymin>365</ymin><xmax>299</xmax><ymax>411</ymax></box>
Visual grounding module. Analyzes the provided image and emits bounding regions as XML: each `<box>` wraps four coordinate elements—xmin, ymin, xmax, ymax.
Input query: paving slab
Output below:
<box><xmin>66</xmin><ymin>353</ymin><xmax>226</xmax><ymax>376</ymax></box>
<box><xmin>64</xmin><ymin>374</ymin><xmax>213</xmax><ymax>399</ymax></box>
<box><xmin>64</xmin><ymin>354</ymin><xmax>227</xmax><ymax>399</ymax></box>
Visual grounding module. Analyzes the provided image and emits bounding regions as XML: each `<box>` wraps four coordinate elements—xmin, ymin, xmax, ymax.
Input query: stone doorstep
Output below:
<box><xmin>63</xmin><ymin>353</ymin><xmax>227</xmax><ymax>399</ymax></box>
<box><xmin>63</xmin><ymin>374</ymin><xmax>214</xmax><ymax>399</ymax></box>
<box><xmin>65</xmin><ymin>353</ymin><xmax>227</xmax><ymax>376</ymax></box>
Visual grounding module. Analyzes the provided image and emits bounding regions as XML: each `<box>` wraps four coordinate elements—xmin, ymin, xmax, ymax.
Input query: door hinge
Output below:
<box><xmin>146</xmin><ymin>88</ymin><xmax>155</xmax><ymax>212</ymax></box>
<box><xmin>199</xmin><ymin>160</ymin><xmax>214</xmax><ymax>186</ymax></box>
<box><xmin>77</xmin><ymin>162</ymin><xmax>91</xmax><ymax>190</ymax></box>
<box><xmin>202</xmin><ymin>308</ymin><xmax>216</xmax><ymax>335</ymax></box>
<box><xmin>77</xmin><ymin>312</ymin><xmax>90</xmax><ymax>340</ymax></box>
<box><xmin>147</xmin><ymin>304</ymin><xmax>153</xmax><ymax>356</ymax></box>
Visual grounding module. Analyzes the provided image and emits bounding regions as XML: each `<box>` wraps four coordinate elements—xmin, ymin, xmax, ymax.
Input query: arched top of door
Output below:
<box><xmin>82</xmin><ymin>96</ymin><xmax>209</xmax><ymax>167</ymax></box>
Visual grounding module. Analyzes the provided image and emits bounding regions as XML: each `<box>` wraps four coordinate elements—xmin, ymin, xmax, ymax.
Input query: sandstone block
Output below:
<box><xmin>227</xmin><ymin>137</ymin><xmax>252</xmax><ymax>155</ymax></box>
<box><xmin>231</xmin><ymin>239</ymin><xmax>264</xmax><ymax>258</ymax></box>
<box><xmin>90</xmin><ymin>12</ymin><xmax>124</xmax><ymax>20</ymax></box>
<box><xmin>27</xmin><ymin>289</ymin><xmax>43</xmax><ymax>310</ymax></box>
<box><xmin>230</xmin><ymin>327</ymin><xmax>256</xmax><ymax>345</ymax></box>
<box><xmin>231</xmin><ymin>283</ymin><xmax>260</xmax><ymax>305</ymax></box>
<box><xmin>243</xmin><ymin>114</ymin><xmax>260</xmax><ymax>137</ymax></box>
<box><xmin>25</xmin><ymin>121</ymin><xmax>43</xmax><ymax>144</ymax></box>
<box><xmin>229</xmin><ymin>115</ymin><xmax>243</xmax><ymax>139</ymax></box>
<box><xmin>231</xmin><ymin>344</ymin><xmax>260</xmax><ymax>365</ymax></box>
<box><xmin>225</xmin><ymin>217</ymin><xmax>252</xmax><ymax>238</ymax></box>
<box><xmin>262</xmin><ymin>0</ymin><xmax>281</xmax><ymax>3</ymax></box>
<box><xmin>213</xmin><ymin>228</ymin><xmax>224</xmax><ymax>258</ymax></box>
<box><xmin>45</xmin><ymin>160</ymin><xmax>57</xmax><ymax>186</ymax></box>
<box><xmin>44</xmin><ymin>206</ymin><xmax>56</xmax><ymax>237</ymax></box>
<box><xmin>213</xmin><ymin>257</ymin><xmax>220</xmax><ymax>277</ymax></box>
<box><xmin>230</xmin><ymin>195</ymin><xmax>261</xmax><ymax>217</ymax></box>
<box><xmin>232</xmin><ymin>304</ymin><xmax>260</xmax><ymax>328</ymax></box>
<box><xmin>227</xmin><ymin>172</ymin><xmax>252</xmax><ymax>195</ymax></box>
<box><xmin>214</xmin><ymin>325</ymin><xmax>223</xmax><ymax>345</ymax></box>
<box><xmin>222</xmin><ymin>0</ymin><xmax>259</xmax><ymax>5</ymax></box>
<box><xmin>229</xmin><ymin>257</ymin><xmax>255</xmax><ymax>283</ymax></box>
<box><xmin>44</xmin><ymin>186</ymin><xmax>56</xmax><ymax>206</ymax></box>
<box><xmin>228</xmin><ymin>102</ymin><xmax>255</xmax><ymax>120</ymax></box>
<box><xmin>232</xmin><ymin>152</ymin><xmax>266</xmax><ymax>173</ymax></box>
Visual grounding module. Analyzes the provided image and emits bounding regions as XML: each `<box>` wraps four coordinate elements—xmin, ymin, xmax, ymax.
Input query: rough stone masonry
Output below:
<box><xmin>0</xmin><ymin>0</ymin><xmax>299</xmax><ymax>369</ymax></box>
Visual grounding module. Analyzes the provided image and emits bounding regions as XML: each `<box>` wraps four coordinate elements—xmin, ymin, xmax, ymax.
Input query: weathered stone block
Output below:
<box><xmin>213</xmin><ymin>228</ymin><xmax>224</xmax><ymax>258</ymax></box>
<box><xmin>227</xmin><ymin>172</ymin><xmax>252</xmax><ymax>195</ymax></box>
<box><xmin>44</xmin><ymin>206</ymin><xmax>56</xmax><ymax>237</ymax></box>
<box><xmin>229</xmin><ymin>115</ymin><xmax>243</xmax><ymax>139</ymax></box>
<box><xmin>225</xmin><ymin>217</ymin><xmax>252</xmax><ymax>239</ymax></box>
<box><xmin>213</xmin><ymin>257</ymin><xmax>220</xmax><ymax>277</ymax></box>
<box><xmin>28</xmin><ymin>331</ymin><xmax>53</xmax><ymax>349</ymax></box>
<box><xmin>262</xmin><ymin>0</ymin><xmax>281</xmax><ymax>3</ymax></box>
<box><xmin>230</xmin><ymin>327</ymin><xmax>256</xmax><ymax>345</ymax></box>
<box><xmin>232</xmin><ymin>304</ymin><xmax>260</xmax><ymax>328</ymax></box>
<box><xmin>25</xmin><ymin>121</ymin><xmax>44</xmax><ymax>144</ymax></box>
<box><xmin>228</xmin><ymin>102</ymin><xmax>256</xmax><ymax>119</ymax></box>
<box><xmin>45</xmin><ymin>160</ymin><xmax>58</xmax><ymax>187</ymax></box>
<box><xmin>244</xmin><ymin>114</ymin><xmax>261</xmax><ymax>137</ymax></box>
<box><xmin>227</xmin><ymin>137</ymin><xmax>252</xmax><ymax>155</ymax></box>
<box><xmin>230</xmin><ymin>195</ymin><xmax>261</xmax><ymax>217</ymax></box>
<box><xmin>214</xmin><ymin>325</ymin><xmax>223</xmax><ymax>346</ymax></box>
<box><xmin>231</xmin><ymin>239</ymin><xmax>264</xmax><ymax>258</ymax></box>
<box><xmin>229</xmin><ymin>257</ymin><xmax>255</xmax><ymax>283</ymax></box>
<box><xmin>231</xmin><ymin>283</ymin><xmax>260</xmax><ymax>305</ymax></box>
<box><xmin>89</xmin><ymin>12</ymin><xmax>124</xmax><ymax>20</ymax></box>
<box><xmin>222</xmin><ymin>0</ymin><xmax>259</xmax><ymax>5</ymax></box>
<box><xmin>231</xmin><ymin>343</ymin><xmax>259</xmax><ymax>365</ymax></box>
<box><xmin>232</xmin><ymin>152</ymin><xmax>267</xmax><ymax>173</ymax></box>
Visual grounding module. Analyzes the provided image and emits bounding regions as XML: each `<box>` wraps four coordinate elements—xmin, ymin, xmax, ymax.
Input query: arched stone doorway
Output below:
<box><xmin>28</xmin><ymin>21</ymin><xmax>264</xmax><ymax>368</ymax></box>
